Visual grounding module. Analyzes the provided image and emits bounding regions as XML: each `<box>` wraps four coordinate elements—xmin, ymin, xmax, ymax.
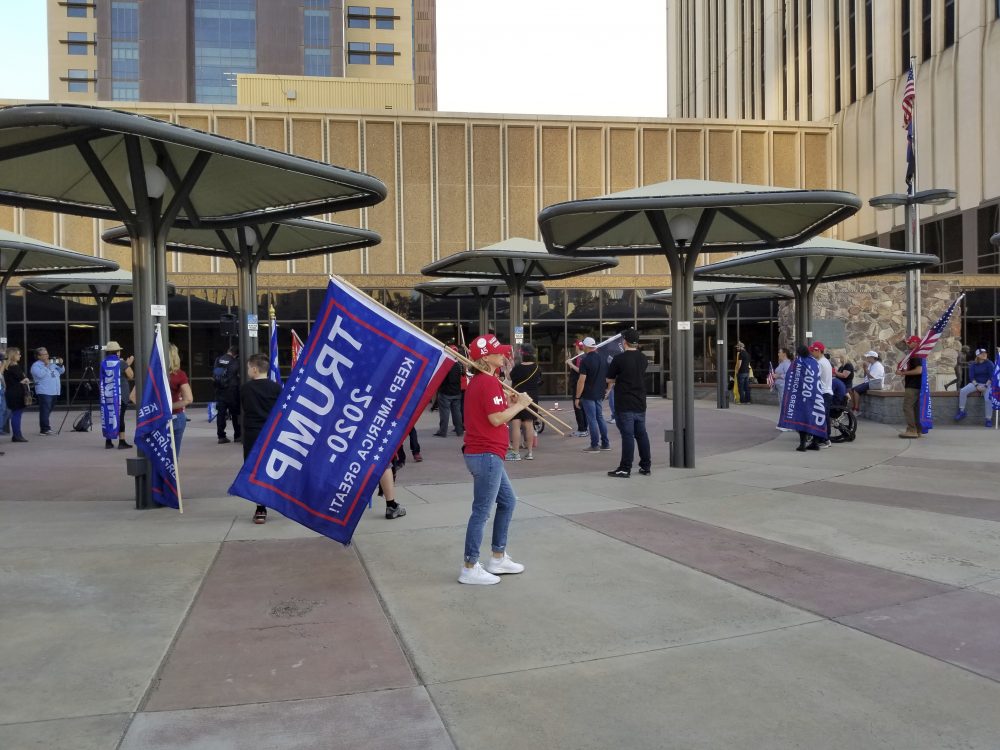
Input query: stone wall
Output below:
<box><xmin>776</xmin><ymin>276</ymin><xmax>965</xmax><ymax>390</ymax></box>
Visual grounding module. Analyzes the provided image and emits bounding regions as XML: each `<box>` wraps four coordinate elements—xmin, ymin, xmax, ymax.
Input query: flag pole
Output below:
<box><xmin>906</xmin><ymin>55</ymin><xmax>922</xmax><ymax>333</ymax></box>
<box><xmin>157</xmin><ymin>323</ymin><xmax>184</xmax><ymax>514</ymax></box>
<box><xmin>330</xmin><ymin>275</ymin><xmax>572</xmax><ymax>435</ymax></box>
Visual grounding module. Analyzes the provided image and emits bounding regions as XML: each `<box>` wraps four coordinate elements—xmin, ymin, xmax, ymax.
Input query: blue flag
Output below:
<box><xmin>229</xmin><ymin>277</ymin><xmax>455</xmax><ymax>545</ymax></box>
<box><xmin>777</xmin><ymin>355</ymin><xmax>828</xmax><ymax>439</ymax></box>
<box><xmin>269</xmin><ymin>318</ymin><xmax>281</xmax><ymax>385</ymax></box>
<box><xmin>919</xmin><ymin>359</ymin><xmax>933</xmax><ymax>434</ymax></box>
<box><xmin>989</xmin><ymin>355</ymin><xmax>1000</xmax><ymax>413</ymax></box>
<box><xmin>134</xmin><ymin>325</ymin><xmax>182</xmax><ymax>510</ymax></box>
<box><xmin>99</xmin><ymin>356</ymin><xmax>122</xmax><ymax>440</ymax></box>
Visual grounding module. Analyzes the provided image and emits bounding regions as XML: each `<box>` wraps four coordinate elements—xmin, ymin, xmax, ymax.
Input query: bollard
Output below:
<box><xmin>126</xmin><ymin>456</ymin><xmax>154</xmax><ymax>510</ymax></box>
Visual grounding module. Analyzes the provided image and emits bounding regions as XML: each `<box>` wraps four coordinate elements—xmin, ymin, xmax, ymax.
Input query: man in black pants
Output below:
<box><xmin>434</xmin><ymin>352</ymin><xmax>464</xmax><ymax>437</ymax></box>
<box><xmin>212</xmin><ymin>345</ymin><xmax>241</xmax><ymax>444</ymax></box>
<box><xmin>605</xmin><ymin>329</ymin><xmax>651</xmax><ymax>478</ymax></box>
<box><xmin>241</xmin><ymin>353</ymin><xmax>282</xmax><ymax>524</ymax></box>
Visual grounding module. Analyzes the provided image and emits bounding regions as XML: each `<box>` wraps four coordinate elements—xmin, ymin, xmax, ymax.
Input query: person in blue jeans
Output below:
<box><xmin>459</xmin><ymin>334</ymin><xmax>530</xmax><ymax>586</ymax></box>
<box><xmin>605</xmin><ymin>329</ymin><xmax>651</xmax><ymax>478</ymax></box>
<box><xmin>955</xmin><ymin>347</ymin><xmax>995</xmax><ymax>427</ymax></box>
<box><xmin>574</xmin><ymin>336</ymin><xmax>611</xmax><ymax>453</ymax></box>
<box><xmin>30</xmin><ymin>346</ymin><xmax>64</xmax><ymax>435</ymax></box>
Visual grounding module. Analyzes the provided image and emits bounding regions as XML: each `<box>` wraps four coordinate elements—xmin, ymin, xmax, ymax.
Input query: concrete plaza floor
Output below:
<box><xmin>2</xmin><ymin>398</ymin><xmax>1000</xmax><ymax>749</ymax></box>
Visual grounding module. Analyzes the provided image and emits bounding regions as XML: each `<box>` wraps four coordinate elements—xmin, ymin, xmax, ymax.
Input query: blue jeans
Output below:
<box><xmin>737</xmin><ymin>373</ymin><xmax>751</xmax><ymax>403</ymax></box>
<box><xmin>37</xmin><ymin>393</ymin><xmax>56</xmax><ymax>432</ymax></box>
<box><xmin>615</xmin><ymin>411</ymin><xmax>651</xmax><ymax>472</ymax></box>
<box><xmin>608</xmin><ymin>387</ymin><xmax>616</xmax><ymax>421</ymax></box>
<box><xmin>172</xmin><ymin>412</ymin><xmax>188</xmax><ymax>454</ymax></box>
<box><xmin>463</xmin><ymin>452</ymin><xmax>517</xmax><ymax>564</ymax></box>
<box><xmin>0</xmin><ymin>389</ymin><xmax>8</xmax><ymax>433</ymax></box>
<box><xmin>581</xmin><ymin>398</ymin><xmax>609</xmax><ymax>448</ymax></box>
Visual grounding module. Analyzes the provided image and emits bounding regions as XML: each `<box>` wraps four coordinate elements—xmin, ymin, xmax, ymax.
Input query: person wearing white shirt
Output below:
<box><xmin>808</xmin><ymin>341</ymin><xmax>833</xmax><ymax>449</ymax></box>
<box><xmin>850</xmin><ymin>351</ymin><xmax>884</xmax><ymax>414</ymax></box>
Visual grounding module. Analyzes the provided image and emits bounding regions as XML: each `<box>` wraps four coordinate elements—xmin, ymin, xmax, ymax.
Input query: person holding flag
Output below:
<box><xmin>574</xmin><ymin>336</ymin><xmax>611</xmax><ymax>452</ymax></box>
<box><xmin>134</xmin><ymin>325</ymin><xmax>183</xmax><ymax>511</ymax></box>
<box><xmin>898</xmin><ymin>335</ymin><xmax>926</xmax><ymax>439</ymax></box>
<box><xmin>459</xmin><ymin>334</ymin><xmax>530</xmax><ymax>586</ymax></box>
<box><xmin>99</xmin><ymin>341</ymin><xmax>133</xmax><ymax>450</ymax></box>
<box><xmin>778</xmin><ymin>344</ymin><xmax>829</xmax><ymax>452</ymax></box>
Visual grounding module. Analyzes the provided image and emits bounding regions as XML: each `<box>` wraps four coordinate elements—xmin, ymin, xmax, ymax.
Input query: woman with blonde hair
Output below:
<box><xmin>168</xmin><ymin>343</ymin><xmax>194</xmax><ymax>453</ymax></box>
<box><xmin>2</xmin><ymin>347</ymin><xmax>31</xmax><ymax>443</ymax></box>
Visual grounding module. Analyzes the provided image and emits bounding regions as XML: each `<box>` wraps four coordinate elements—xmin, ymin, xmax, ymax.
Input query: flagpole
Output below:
<box><xmin>330</xmin><ymin>275</ymin><xmax>573</xmax><ymax>434</ymax></box>
<box><xmin>906</xmin><ymin>56</ymin><xmax>922</xmax><ymax>335</ymax></box>
<box><xmin>157</xmin><ymin>323</ymin><xmax>184</xmax><ymax>513</ymax></box>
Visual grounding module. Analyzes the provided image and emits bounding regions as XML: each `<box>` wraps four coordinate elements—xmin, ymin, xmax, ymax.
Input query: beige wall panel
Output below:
<box><xmin>401</xmin><ymin>123</ymin><xmax>433</xmax><ymax>272</ymax></box>
<box><xmin>365</xmin><ymin>121</ymin><xmax>398</xmax><ymax>275</ymax></box>
<box><xmin>641</xmin><ymin>129</ymin><xmax>670</xmax><ymax>185</ymax></box>
<box><xmin>575</xmin><ymin>127</ymin><xmax>604</xmax><ymax>199</ymax></box>
<box><xmin>215</xmin><ymin>116</ymin><xmax>249</xmax><ymax>141</ymax></box>
<box><xmin>838</xmin><ymin>110</ymin><xmax>861</xmax><ymax>240</ymax></box>
<box><xmin>295</xmin><ymin>255</ymin><xmax>327</xmax><ymax>274</ymax></box>
<box><xmin>177</xmin><ymin>115</ymin><xmax>210</xmax><ymax>134</ymax></box>
<box><xmin>328</xmin><ymin>120</ymin><xmax>364</xmax><ymax>272</ymax></box>
<box><xmin>541</xmin><ymin>127</ymin><xmax>570</xmax><ymax>211</ymax></box>
<box><xmin>609</xmin><ymin>129</ymin><xmax>637</xmax><ymax>192</ymax></box>
<box><xmin>772</xmin><ymin>132</ymin><xmax>800</xmax><ymax>188</ymax></box>
<box><xmin>290</xmin><ymin>119</ymin><xmax>323</xmax><ymax>161</ymax></box>
<box><xmin>739</xmin><ymin>131</ymin><xmax>767</xmax><ymax>184</ymax></box>
<box><xmin>24</xmin><ymin>210</ymin><xmax>54</xmax><ymax>244</ymax></box>
<box><xmin>803</xmin><ymin>133</ymin><xmax>830</xmax><ymax>191</ymax></box>
<box><xmin>437</xmin><ymin>124</ymin><xmax>468</xmax><ymax>257</ymax></box>
<box><xmin>0</xmin><ymin>206</ymin><xmax>14</xmax><ymax>231</ymax></box>
<box><xmin>982</xmin><ymin>29</ymin><xmax>1000</xmax><ymax>200</ymax></box>
<box><xmin>179</xmin><ymin>253</ymin><xmax>213</xmax><ymax>274</ymax></box>
<box><xmin>674</xmin><ymin>129</ymin><xmax>704</xmax><ymax>179</ymax></box>
<box><xmin>472</xmin><ymin>125</ymin><xmax>501</xmax><ymax>247</ymax></box>
<box><xmin>60</xmin><ymin>215</ymin><xmax>94</xmax><ymax>254</ymax></box>
<box><xmin>707</xmin><ymin>130</ymin><xmax>735</xmax><ymax>182</ymax></box>
<box><xmin>253</xmin><ymin>118</ymin><xmax>287</xmax><ymax>152</ymax></box>
<box><xmin>506</xmin><ymin>126</ymin><xmax>536</xmax><ymax>240</ymax></box>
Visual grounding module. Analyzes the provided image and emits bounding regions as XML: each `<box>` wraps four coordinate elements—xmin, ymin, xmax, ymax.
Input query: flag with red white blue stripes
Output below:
<box><xmin>896</xmin><ymin>294</ymin><xmax>964</xmax><ymax>374</ymax></box>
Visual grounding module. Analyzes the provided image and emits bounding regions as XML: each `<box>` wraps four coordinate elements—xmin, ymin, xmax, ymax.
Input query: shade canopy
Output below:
<box><xmin>101</xmin><ymin>218</ymin><xmax>380</xmax><ymax>261</ymax></box>
<box><xmin>642</xmin><ymin>281</ymin><xmax>794</xmax><ymax>306</ymax></box>
<box><xmin>19</xmin><ymin>270</ymin><xmax>173</xmax><ymax>298</ymax></box>
<box><xmin>0</xmin><ymin>104</ymin><xmax>386</xmax><ymax>227</ymax></box>
<box><xmin>0</xmin><ymin>229</ymin><xmax>119</xmax><ymax>277</ymax></box>
<box><xmin>413</xmin><ymin>277</ymin><xmax>546</xmax><ymax>300</ymax></box>
<box><xmin>537</xmin><ymin>179</ymin><xmax>862</xmax><ymax>257</ymax></box>
<box><xmin>420</xmin><ymin>237</ymin><xmax>618</xmax><ymax>280</ymax></box>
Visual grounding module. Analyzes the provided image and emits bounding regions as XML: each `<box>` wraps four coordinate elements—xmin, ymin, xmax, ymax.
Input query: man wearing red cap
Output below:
<box><xmin>899</xmin><ymin>335</ymin><xmax>926</xmax><ymax>438</ymax></box>
<box><xmin>808</xmin><ymin>341</ymin><xmax>834</xmax><ymax>449</ymax></box>
<box><xmin>459</xmin><ymin>335</ymin><xmax>532</xmax><ymax>585</ymax></box>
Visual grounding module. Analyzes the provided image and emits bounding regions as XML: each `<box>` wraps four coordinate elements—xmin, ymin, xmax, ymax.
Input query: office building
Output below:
<box><xmin>46</xmin><ymin>0</ymin><xmax>437</xmax><ymax>109</ymax></box>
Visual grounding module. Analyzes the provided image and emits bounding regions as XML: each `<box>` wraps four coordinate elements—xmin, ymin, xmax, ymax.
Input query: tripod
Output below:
<box><xmin>57</xmin><ymin>365</ymin><xmax>97</xmax><ymax>435</ymax></box>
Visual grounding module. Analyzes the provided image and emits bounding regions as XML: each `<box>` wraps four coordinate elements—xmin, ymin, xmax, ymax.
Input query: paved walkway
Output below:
<box><xmin>3</xmin><ymin>400</ymin><xmax>1000</xmax><ymax>749</ymax></box>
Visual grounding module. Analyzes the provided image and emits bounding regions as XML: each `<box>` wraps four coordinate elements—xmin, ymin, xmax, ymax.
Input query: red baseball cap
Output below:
<box><xmin>907</xmin><ymin>335</ymin><xmax>922</xmax><ymax>345</ymax></box>
<box><xmin>808</xmin><ymin>341</ymin><xmax>825</xmax><ymax>352</ymax></box>
<box><xmin>469</xmin><ymin>335</ymin><xmax>512</xmax><ymax>361</ymax></box>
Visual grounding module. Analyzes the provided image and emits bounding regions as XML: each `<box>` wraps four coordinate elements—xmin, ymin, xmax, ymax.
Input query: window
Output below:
<box><xmin>901</xmin><ymin>0</ymin><xmax>911</xmax><ymax>73</ymax></box>
<box><xmin>304</xmin><ymin>0</ymin><xmax>331</xmax><ymax>76</ymax></box>
<box><xmin>304</xmin><ymin>48</ymin><xmax>331</xmax><ymax>76</ymax></box>
<box><xmin>111</xmin><ymin>1</ymin><xmax>140</xmax><ymax>101</ymax></box>
<box><xmin>348</xmin><ymin>41</ymin><xmax>370</xmax><ymax>64</ymax></box>
<box><xmin>193</xmin><ymin>0</ymin><xmax>257</xmax><ymax>104</ymax></box>
<box><xmin>833</xmin><ymin>0</ymin><xmax>842</xmax><ymax>112</ymax></box>
<box><xmin>66</xmin><ymin>3</ymin><xmax>89</xmax><ymax>18</ymax></box>
<box><xmin>864</xmin><ymin>0</ymin><xmax>873</xmax><ymax>94</ymax></box>
<box><xmin>67</xmin><ymin>69</ymin><xmax>90</xmax><ymax>93</ymax></box>
<box><xmin>67</xmin><ymin>31</ymin><xmax>90</xmax><ymax>55</ymax></box>
<box><xmin>347</xmin><ymin>5</ymin><xmax>370</xmax><ymax>28</ymax></box>
<box><xmin>375</xmin><ymin>7</ymin><xmax>395</xmax><ymax>29</ymax></box>
<box><xmin>943</xmin><ymin>0</ymin><xmax>955</xmax><ymax>48</ymax></box>
<box><xmin>805</xmin><ymin>0</ymin><xmax>813</xmax><ymax>118</ymax></box>
<box><xmin>376</xmin><ymin>42</ymin><xmax>395</xmax><ymax>65</ymax></box>
<box><xmin>921</xmin><ymin>0</ymin><xmax>932</xmax><ymax>61</ymax></box>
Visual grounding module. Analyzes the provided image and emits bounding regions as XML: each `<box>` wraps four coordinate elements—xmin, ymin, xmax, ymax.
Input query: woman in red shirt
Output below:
<box><xmin>168</xmin><ymin>344</ymin><xmax>194</xmax><ymax>453</ymax></box>
<box><xmin>459</xmin><ymin>335</ymin><xmax>533</xmax><ymax>586</ymax></box>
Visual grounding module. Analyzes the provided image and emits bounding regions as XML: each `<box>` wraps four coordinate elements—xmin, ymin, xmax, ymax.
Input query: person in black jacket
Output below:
<box><xmin>212</xmin><ymin>345</ymin><xmax>241</xmax><ymax>444</ymax></box>
<box><xmin>241</xmin><ymin>353</ymin><xmax>282</xmax><ymax>524</ymax></box>
<box><xmin>508</xmin><ymin>343</ymin><xmax>544</xmax><ymax>460</ymax></box>
<box><xmin>433</xmin><ymin>347</ymin><xmax>465</xmax><ymax>438</ymax></box>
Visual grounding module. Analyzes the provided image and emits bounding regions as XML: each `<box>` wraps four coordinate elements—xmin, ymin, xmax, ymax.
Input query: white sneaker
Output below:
<box><xmin>484</xmin><ymin>553</ymin><xmax>525</xmax><ymax>575</ymax></box>
<box><xmin>458</xmin><ymin>562</ymin><xmax>501</xmax><ymax>585</ymax></box>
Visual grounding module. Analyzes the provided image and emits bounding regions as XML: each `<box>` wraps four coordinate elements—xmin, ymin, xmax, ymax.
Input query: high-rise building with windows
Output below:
<box><xmin>46</xmin><ymin>0</ymin><xmax>437</xmax><ymax>109</ymax></box>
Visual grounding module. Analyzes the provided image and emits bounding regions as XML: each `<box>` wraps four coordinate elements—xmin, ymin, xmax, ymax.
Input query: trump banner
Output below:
<box><xmin>99</xmin><ymin>356</ymin><xmax>122</xmax><ymax>440</ymax></box>
<box><xmin>134</xmin><ymin>325</ymin><xmax>182</xmax><ymax>511</ymax></box>
<box><xmin>777</xmin><ymin>354</ymin><xmax>828</xmax><ymax>439</ymax></box>
<box><xmin>229</xmin><ymin>276</ymin><xmax>456</xmax><ymax>544</ymax></box>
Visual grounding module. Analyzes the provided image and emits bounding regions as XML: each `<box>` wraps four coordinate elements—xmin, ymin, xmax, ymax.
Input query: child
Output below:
<box><xmin>240</xmin><ymin>353</ymin><xmax>283</xmax><ymax>524</ymax></box>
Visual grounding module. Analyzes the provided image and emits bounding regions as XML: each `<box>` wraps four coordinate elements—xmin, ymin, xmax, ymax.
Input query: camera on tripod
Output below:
<box><xmin>81</xmin><ymin>345</ymin><xmax>102</xmax><ymax>369</ymax></box>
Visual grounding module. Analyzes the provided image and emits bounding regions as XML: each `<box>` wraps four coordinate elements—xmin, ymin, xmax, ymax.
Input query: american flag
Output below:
<box><xmin>901</xmin><ymin>66</ymin><xmax>915</xmax><ymax>129</ymax></box>
<box><xmin>896</xmin><ymin>294</ymin><xmax>965</xmax><ymax>373</ymax></box>
<box><xmin>766</xmin><ymin>361</ymin><xmax>776</xmax><ymax>391</ymax></box>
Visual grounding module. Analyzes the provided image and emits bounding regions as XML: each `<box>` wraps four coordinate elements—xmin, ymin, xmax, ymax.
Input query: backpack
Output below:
<box><xmin>212</xmin><ymin>358</ymin><xmax>234</xmax><ymax>389</ymax></box>
<box><xmin>73</xmin><ymin>411</ymin><xmax>93</xmax><ymax>432</ymax></box>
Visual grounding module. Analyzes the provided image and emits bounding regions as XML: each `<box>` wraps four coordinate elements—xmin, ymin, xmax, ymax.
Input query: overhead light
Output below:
<box><xmin>668</xmin><ymin>213</ymin><xmax>697</xmax><ymax>243</ymax></box>
<box><xmin>510</xmin><ymin>259</ymin><xmax>527</xmax><ymax>274</ymax></box>
<box><xmin>144</xmin><ymin>165</ymin><xmax>168</xmax><ymax>199</ymax></box>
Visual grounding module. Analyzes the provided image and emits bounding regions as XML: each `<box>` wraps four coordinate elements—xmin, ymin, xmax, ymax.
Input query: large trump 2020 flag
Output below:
<box><xmin>135</xmin><ymin>324</ymin><xmax>182</xmax><ymax>510</ymax></box>
<box><xmin>777</xmin><ymin>354</ymin><xmax>828</xmax><ymax>439</ymax></box>
<box><xmin>229</xmin><ymin>276</ymin><xmax>455</xmax><ymax>544</ymax></box>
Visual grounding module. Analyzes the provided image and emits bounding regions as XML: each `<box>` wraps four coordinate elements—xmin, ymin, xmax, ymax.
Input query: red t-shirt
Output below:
<box><xmin>169</xmin><ymin>370</ymin><xmax>189</xmax><ymax>414</ymax></box>
<box><xmin>463</xmin><ymin>369</ymin><xmax>509</xmax><ymax>458</ymax></box>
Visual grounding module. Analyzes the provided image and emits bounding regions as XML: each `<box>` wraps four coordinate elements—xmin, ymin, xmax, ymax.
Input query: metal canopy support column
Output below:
<box><xmin>707</xmin><ymin>294</ymin><xmax>737</xmax><ymax>409</ymax></box>
<box><xmin>0</xmin><ymin>251</ymin><xmax>26</xmax><ymax>344</ymax></box>
<box><xmin>470</xmin><ymin>286</ymin><xmax>498</xmax><ymax>337</ymax></box>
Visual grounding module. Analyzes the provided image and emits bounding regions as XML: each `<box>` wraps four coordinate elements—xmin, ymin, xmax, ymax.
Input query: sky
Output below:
<box><xmin>0</xmin><ymin>0</ymin><xmax>668</xmax><ymax>118</ymax></box>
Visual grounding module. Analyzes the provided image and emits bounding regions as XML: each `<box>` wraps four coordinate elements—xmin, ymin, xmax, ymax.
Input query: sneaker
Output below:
<box><xmin>898</xmin><ymin>431</ymin><xmax>920</xmax><ymax>439</ymax></box>
<box><xmin>525</xmin><ymin>451</ymin><xmax>533</xmax><ymax>460</ymax></box>
<box><xmin>218</xmin><ymin>436</ymin><xmax>231</xmax><ymax>444</ymax></box>
<box><xmin>572</xmin><ymin>430</ymin><xmax>589</xmax><ymax>438</ymax></box>
<box><xmin>607</xmin><ymin>468</ymin><xmax>630</xmax><ymax>478</ymax></box>
<box><xmin>484</xmin><ymin>553</ymin><xmax>525</xmax><ymax>575</ymax></box>
<box><xmin>105</xmin><ymin>439</ymin><xmax>114</xmax><ymax>449</ymax></box>
<box><xmin>459</xmin><ymin>562</ymin><xmax>501</xmax><ymax>585</ymax></box>
<box><xmin>118</xmin><ymin>441</ymin><xmax>132</xmax><ymax>449</ymax></box>
<box><xmin>818</xmin><ymin>440</ymin><xmax>832</xmax><ymax>449</ymax></box>
<box><xmin>806</xmin><ymin>443</ymin><xmax>820</xmax><ymax>451</ymax></box>
<box><xmin>638</xmin><ymin>468</ymin><xmax>651</xmax><ymax>476</ymax></box>
<box><xmin>954</xmin><ymin>410</ymin><xmax>967</xmax><ymax>422</ymax></box>
<box><xmin>413</xmin><ymin>452</ymin><xmax>423</xmax><ymax>462</ymax></box>
<box><xmin>433</xmin><ymin>432</ymin><xmax>448</xmax><ymax>437</ymax></box>
<box><xmin>253</xmin><ymin>507</ymin><xmax>267</xmax><ymax>524</ymax></box>
<box><xmin>796</xmin><ymin>445</ymin><xmax>807</xmax><ymax>452</ymax></box>
<box><xmin>599</xmin><ymin>444</ymin><xmax>612</xmax><ymax>451</ymax></box>
<box><xmin>385</xmin><ymin>504</ymin><xmax>407</xmax><ymax>519</ymax></box>
<box><xmin>12</xmin><ymin>436</ymin><xmax>28</xmax><ymax>443</ymax></box>
<box><xmin>41</xmin><ymin>430</ymin><xmax>55</xmax><ymax>436</ymax></box>
<box><xmin>581</xmin><ymin>446</ymin><xmax>601</xmax><ymax>453</ymax></box>
<box><xmin>505</xmin><ymin>451</ymin><xmax>522</xmax><ymax>461</ymax></box>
